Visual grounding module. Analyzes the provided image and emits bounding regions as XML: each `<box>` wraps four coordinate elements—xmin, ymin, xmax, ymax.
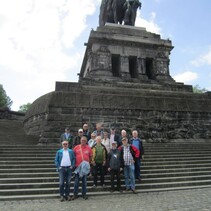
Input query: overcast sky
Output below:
<box><xmin>0</xmin><ymin>0</ymin><xmax>211</xmax><ymax>111</ymax></box>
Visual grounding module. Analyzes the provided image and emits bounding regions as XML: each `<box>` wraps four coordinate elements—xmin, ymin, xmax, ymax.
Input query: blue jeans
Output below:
<box><xmin>124</xmin><ymin>164</ymin><xmax>135</xmax><ymax>190</ymax></box>
<box><xmin>59</xmin><ymin>167</ymin><xmax>72</xmax><ymax>197</ymax></box>
<box><xmin>134</xmin><ymin>159</ymin><xmax>141</xmax><ymax>179</ymax></box>
<box><xmin>74</xmin><ymin>173</ymin><xmax>87</xmax><ymax>196</ymax></box>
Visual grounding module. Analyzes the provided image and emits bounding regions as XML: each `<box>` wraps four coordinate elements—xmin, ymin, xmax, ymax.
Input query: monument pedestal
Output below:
<box><xmin>23</xmin><ymin>25</ymin><xmax>211</xmax><ymax>144</ymax></box>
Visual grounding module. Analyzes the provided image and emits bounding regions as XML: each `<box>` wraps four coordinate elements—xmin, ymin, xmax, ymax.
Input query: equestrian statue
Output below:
<box><xmin>99</xmin><ymin>0</ymin><xmax>142</xmax><ymax>26</ymax></box>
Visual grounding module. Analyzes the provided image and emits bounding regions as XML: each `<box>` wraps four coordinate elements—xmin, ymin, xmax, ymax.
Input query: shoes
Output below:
<box><xmin>102</xmin><ymin>184</ymin><xmax>106</xmax><ymax>188</ymax></box>
<box><xmin>125</xmin><ymin>187</ymin><xmax>130</xmax><ymax>191</ymax></box>
<box><xmin>131</xmin><ymin>189</ymin><xmax>137</xmax><ymax>194</ymax></box>
<box><xmin>117</xmin><ymin>188</ymin><xmax>123</xmax><ymax>193</ymax></box>
<box><xmin>71</xmin><ymin>195</ymin><xmax>78</xmax><ymax>200</ymax></box>
<box><xmin>66</xmin><ymin>196</ymin><xmax>71</xmax><ymax>201</ymax></box>
<box><xmin>136</xmin><ymin>177</ymin><xmax>142</xmax><ymax>182</ymax></box>
<box><xmin>92</xmin><ymin>184</ymin><xmax>97</xmax><ymax>188</ymax></box>
<box><xmin>60</xmin><ymin>196</ymin><xmax>65</xmax><ymax>202</ymax></box>
<box><xmin>82</xmin><ymin>195</ymin><xmax>88</xmax><ymax>200</ymax></box>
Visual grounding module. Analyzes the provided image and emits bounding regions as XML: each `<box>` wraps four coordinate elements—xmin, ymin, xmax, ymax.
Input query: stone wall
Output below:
<box><xmin>24</xmin><ymin>81</ymin><xmax>211</xmax><ymax>144</ymax></box>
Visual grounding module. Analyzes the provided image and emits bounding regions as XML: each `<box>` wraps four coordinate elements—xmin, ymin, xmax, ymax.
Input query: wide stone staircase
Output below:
<box><xmin>1</xmin><ymin>120</ymin><xmax>211</xmax><ymax>200</ymax></box>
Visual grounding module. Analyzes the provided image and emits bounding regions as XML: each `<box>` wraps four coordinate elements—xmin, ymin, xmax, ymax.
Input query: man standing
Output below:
<box><xmin>109</xmin><ymin>127</ymin><xmax>121</xmax><ymax>147</ymax></box>
<box><xmin>93</xmin><ymin>123</ymin><xmax>104</xmax><ymax>138</ymax></box>
<box><xmin>119</xmin><ymin>137</ymin><xmax>139</xmax><ymax>193</ymax></box>
<box><xmin>60</xmin><ymin>127</ymin><xmax>73</xmax><ymax>148</ymax></box>
<box><xmin>91</xmin><ymin>136</ymin><xmax>107</xmax><ymax>188</ymax></box>
<box><xmin>130</xmin><ymin>130</ymin><xmax>144</xmax><ymax>181</ymax></box>
<box><xmin>72</xmin><ymin>128</ymin><xmax>84</xmax><ymax>148</ymax></box>
<box><xmin>107</xmin><ymin>141</ymin><xmax>123</xmax><ymax>192</ymax></box>
<box><xmin>55</xmin><ymin>141</ymin><xmax>75</xmax><ymax>201</ymax></box>
<box><xmin>82</xmin><ymin>123</ymin><xmax>91</xmax><ymax>141</ymax></box>
<box><xmin>73</xmin><ymin>136</ymin><xmax>92</xmax><ymax>200</ymax></box>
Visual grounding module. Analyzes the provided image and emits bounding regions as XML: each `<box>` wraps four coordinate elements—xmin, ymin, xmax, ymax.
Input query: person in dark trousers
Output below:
<box><xmin>107</xmin><ymin>141</ymin><xmax>123</xmax><ymax>192</ymax></box>
<box><xmin>91</xmin><ymin>136</ymin><xmax>107</xmax><ymax>188</ymax></box>
<box><xmin>130</xmin><ymin>130</ymin><xmax>144</xmax><ymax>181</ymax></box>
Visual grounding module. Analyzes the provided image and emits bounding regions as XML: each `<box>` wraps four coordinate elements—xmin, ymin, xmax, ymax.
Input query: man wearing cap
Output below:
<box><xmin>107</xmin><ymin>141</ymin><xmax>123</xmax><ymax>192</ymax></box>
<box><xmin>55</xmin><ymin>140</ymin><xmax>75</xmax><ymax>201</ymax></box>
<box><xmin>60</xmin><ymin>128</ymin><xmax>73</xmax><ymax>148</ymax></box>
<box><xmin>72</xmin><ymin>136</ymin><xmax>92</xmax><ymax>200</ymax></box>
<box><xmin>118</xmin><ymin>137</ymin><xmax>139</xmax><ymax>193</ymax></box>
<box><xmin>72</xmin><ymin>128</ymin><xmax>84</xmax><ymax>149</ymax></box>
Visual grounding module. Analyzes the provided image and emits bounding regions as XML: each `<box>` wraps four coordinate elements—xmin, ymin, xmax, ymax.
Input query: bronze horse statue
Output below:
<box><xmin>99</xmin><ymin>0</ymin><xmax>141</xmax><ymax>26</ymax></box>
<box><xmin>124</xmin><ymin>0</ymin><xmax>142</xmax><ymax>26</ymax></box>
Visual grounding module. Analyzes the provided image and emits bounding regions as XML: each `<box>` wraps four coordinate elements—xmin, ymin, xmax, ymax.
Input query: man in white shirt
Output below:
<box><xmin>55</xmin><ymin>141</ymin><xmax>75</xmax><ymax>201</ymax></box>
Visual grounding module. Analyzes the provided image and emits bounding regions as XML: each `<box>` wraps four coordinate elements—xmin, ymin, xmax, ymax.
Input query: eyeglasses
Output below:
<box><xmin>62</xmin><ymin>143</ymin><xmax>68</xmax><ymax>145</ymax></box>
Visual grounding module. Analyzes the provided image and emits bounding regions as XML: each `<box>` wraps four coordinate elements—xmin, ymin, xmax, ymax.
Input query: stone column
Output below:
<box><xmin>137</xmin><ymin>58</ymin><xmax>148</xmax><ymax>80</ymax></box>
<box><xmin>120</xmin><ymin>56</ymin><xmax>130</xmax><ymax>78</ymax></box>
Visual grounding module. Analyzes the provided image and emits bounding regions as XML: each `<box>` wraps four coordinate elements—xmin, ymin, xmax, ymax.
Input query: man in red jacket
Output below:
<box><xmin>72</xmin><ymin>136</ymin><xmax>92</xmax><ymax>200</ymax></box>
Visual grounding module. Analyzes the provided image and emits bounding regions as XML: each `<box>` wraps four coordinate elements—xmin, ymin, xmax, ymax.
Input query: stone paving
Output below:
<box><xmin>1</xmin><ymin>188</ymin><xmax>211</xmax><ymax>211</ymax></box>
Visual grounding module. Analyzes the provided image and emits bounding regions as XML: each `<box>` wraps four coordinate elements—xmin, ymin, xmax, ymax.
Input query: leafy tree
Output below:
<box><xmin>18</xmin><ymin>103</ymin><xmax>32</xmax><ymax>112</ymax></box>
<box><xmin>193</xmin><ymin>84</ymin><xmax>207</xmax><ymax>93</ymax></box>
<box><xmin>0</xmin><ymin>84</ymin><xmax>13</xmax><ymax>109</ymax></box>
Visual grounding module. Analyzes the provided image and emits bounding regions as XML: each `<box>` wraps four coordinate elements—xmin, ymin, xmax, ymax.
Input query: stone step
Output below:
<box><xmin>0</xmin><ymin>164</ymin><xmax>55</xmax><ymax>169</ymax></box>
<box><xmin>144</xmin><ymin>153</ymin><xmax>211</xmax><ymax>158</ymax></box>
<box><xmin>0</xmin><ymin>172</ymin><xmax>58</xmax><ymax>178</ymax></box>
<box><xmin>1</xmin><ymin>159</ymin><xmax>211</xmax><ymax>169</ymax></box>
<box><xmin>0</xmin><ymin>170</ymin><xmax>211</xmax><ymax>184</ymax></box>
<box><xmin>2</xmin><ymin>152</ymin><xmax>211</xmax><ymax>160</ymax></box>
<box><xmin>141</xmin><ymin>166</ymin><xmax>211</xmax><ymax>174</ymax></box>
<box><xmin>142</xmin><ymin>163</ymin><xmax>211</xmax><ymax>169</ymax></box>
<box><xmin>145</xmin><ymin>156</ymin><xmax>211</xmax><ymax>162</ymax></box>
<box><xmin>0</xmin><ymin>168</ymin><xmax>55</xmax><ymax>173</ymax></box>
<box><xmin>0</xmin><ymin>159</ymin><xmax>54</xmax><ymax>168</ymax></box>
<box><xmin>143</xmin><ymin>159</ymin><xmax>211</xmax><ymax>165</ymax></box>
<box><xmin>1</xmin><ymin>179</ymin><xmax>211</xmax><ymax>196</ymax></box>
<box><xmin>1</xmin><ymin>155</ymin><xmax>211</xmax><ymax>165</ymax></box>
<box><xmin>1</xmin><ymin>185</ymin><xmax>211</xmax><ymax>201</ymax></box>
<box><xmin>1</xmin><ymin>162</ymin><xmax>211</xmax><ymax>173</ymax></box>
<box><xmin>0</xmin><ymin>157</ymin><xmax>53</xmax><ymax>160</ymax></box>
<box><xmin>1</xmin><ymin>174</ymin><xmax>211</xmax><ymax>190</ymax></box>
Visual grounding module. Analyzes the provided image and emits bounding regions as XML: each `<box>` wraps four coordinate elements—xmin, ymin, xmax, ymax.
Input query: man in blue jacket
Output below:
<box><xmin>55</xmin><ymin>140</ymin><xmax>75</xmax><ymax>201</ymax></box>
<box><xmin>130</xmin><ymin>130</ymin><xmax>144</xmax><ymax>181</ymax></box>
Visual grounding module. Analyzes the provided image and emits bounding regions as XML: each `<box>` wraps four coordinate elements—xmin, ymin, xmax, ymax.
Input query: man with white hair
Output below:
<box><xmin>130</xmin><ymin>130</ymin><xmax>144</xmax><ymax>181</ymax></box>
<box><xmin>55</xmin><ymin>141</ymin><xmax>75</xmax><ymax>201</ymax></box>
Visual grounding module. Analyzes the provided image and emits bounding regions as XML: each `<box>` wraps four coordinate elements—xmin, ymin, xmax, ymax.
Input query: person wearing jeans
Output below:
<box><xmin>54</xmin><ymin>140</ymin><xmax>75</xmax><ymax>201</ymax></box>
<box><xmin>118</xmin><ymin>137</ymin><xmax>139</xmax><ymax>193</ymax></box>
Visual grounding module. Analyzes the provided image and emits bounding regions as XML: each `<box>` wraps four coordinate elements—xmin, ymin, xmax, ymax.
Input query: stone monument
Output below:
<box><xmin>23</xmin><ymin>3</ymin><xmax>211</xmax><ymax>144</ymax></box>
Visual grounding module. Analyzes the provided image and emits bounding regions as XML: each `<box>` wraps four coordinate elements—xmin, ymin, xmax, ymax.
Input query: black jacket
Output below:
<box><xmin>107</xmin><ymin>148</ymin><xmax>123</xmax><ymax>170</ymax></box>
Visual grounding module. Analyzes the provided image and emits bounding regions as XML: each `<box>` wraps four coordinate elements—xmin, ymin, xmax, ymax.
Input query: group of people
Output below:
<box><xmin>55</xmin><ymin>123</ymin><xmax>144</xmax><ymax>202</ymax></box>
